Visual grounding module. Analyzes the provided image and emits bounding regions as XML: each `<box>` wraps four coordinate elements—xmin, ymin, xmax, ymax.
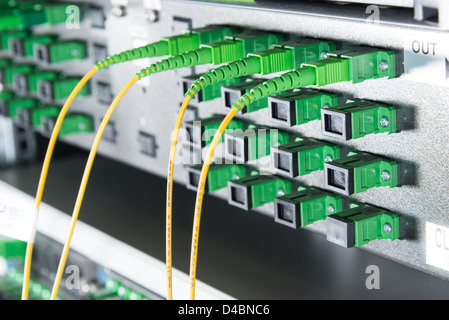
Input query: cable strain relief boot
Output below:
<box><xmin>136</xmin><ymin>47</ymin><xmax>213</xmax><ymax>79</ymax></box>
<box><xmin>96</xmin><ymin>40</ymin><xmax>170</xmax><ymax>70</ymax></box>
<box><xmin>186</xmin><ymin>56</ymin><xmax>261</xmax><ymax>99</ymax></box>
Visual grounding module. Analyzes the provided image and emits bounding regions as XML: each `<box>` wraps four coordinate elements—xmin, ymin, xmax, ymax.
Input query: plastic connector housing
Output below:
<box><xmin>326</xmin><ymin>203</ymin><xmax>400</xmax><ymax>248</ymax></box>
<box><xmin>14</xmin><ymin>70</ymin><xmax>60</xmax><ymax>95</ymax></box>
<box><xmin>226</xmin><ymin>31</ymin><xmax>285</xmax><ymax>57</ymax></box>
<box><xmin>324</xmin><ymin>152</ymin><xmax>398</xmax><ymax>196</ymax></box>
<box><xmin>184</xmin><ymin>114</ymin><xmax>245</xmax><ymax>149</ymax></box>
<box><xmin>272</xmin><ymin>38</ymin><xmax>336</xmax><ymax>69</ymax></box>
<box><xmin>42</xmin><ymin>114</ymin><xmax>93</xmax><ymax>137</ymax></box>
<box><xmin>17</xmin><ymin>105</ymin><xmax>61</xmax><ymax>129</ymax></box>
<box><xmin>34</xmin><ymin>40</ymin><xmax>87</xmax><ymax>64</ymax></box>
<box><xmin>222</xmin><ymin>78</ymin><xmax>267</xmax><ymax>114</ymax></box>
<box><xmin>0</xmin><ymin>91</ymin><xmax>15</xmax><ymax>116</ymax></box>
<box><xmin>274</xmin><ymin>187</ymin><xmax>343</xmax><ymax>229</ymax></box>
<box><xmin>269</xmin><ymin>88</ymin><xmax>339</xmax><ymax>126</ymax></box>
<box><xmin>302</xmin><ymin>46</ymin><xmax>396</xmax><ymax>86</ymax></box>
<box><xmin>38</xmin><ymin>77</ymin><xmax>90</xmax><ymax>102</ymax></box>
<box><xmin>186</xmin><ymin>164</ymin><xmax>248</xmax><ymax>193</ymax></box>
<box><xmin>0</xmin><ymin>30</ymin><xmax>29</xmax><ymax>51</ymax></box>
<box><xmin>271</xmin><ymin>138</ymin><xmax>340</xmax><ymax>178</ymax></box>
<box><xmin>227</xmin><ymin>174</ymin><xmax>292</xmax><ymax>210</ymax></box>
<box><xmin>321</xmin><ymin>99</ymin><xmax>397</xmax><ymax>140</ymax></box>
<box><xmin>224</xmin><ymin>125</ymin><xmax>290</xmax><ymax>163</ymax></box>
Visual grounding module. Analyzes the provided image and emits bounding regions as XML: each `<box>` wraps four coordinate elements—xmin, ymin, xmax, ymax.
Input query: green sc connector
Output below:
<box><xmin>161</xmin><ymin>25</ymin><xmax>240</xmax><ymax>56</ymax></box>
<box><xmin>5</xmin><ymin>98</ymin><xmax>39</xmax><ymax>119</ymax></box>
<box><xmin>17</xmin><ymin>105</ymin><xmax>61</xmax><ymax>129</ymax></box>
<box><xmin>43</xmin><ymin>113</ymin><xmax>93</xmax><ymax>137</ymax></box>
<box><xmin>224</xmin><ymin>125</ymin><xmax>290</xmax><ymax>163</ymax></box>
<box><xmin>186</xmin><ymin>163</ymin><xmax>248</xmax><ymax>193</ymax></box>
<box><xmin>15</xmin><ymin>70</ymin><xmax>60</xmax><ymax>95</ymax></box>
<box><xmin>274</xmin><ymin>187</ymin><xmax>343</xmax><ymax>229</ymax></box>
<box><xmin>246</xmin><ymin>37</ymin><xmax>335</xmax><ymax>75</ymax></box>
<box><xmin>324</xmin><ymin>152</ymin><xmax>398</xmax><ymax>196</ymax></box>
<box><xmin>227</xmin><ymin>174</ymin><xmax>292</xmax><ymax>210</ymax></box>
<box><xmin>0</xmin><ymin>3</ymin><xmax>76</xmax><ymax>31</ymax></box>
<box><xmin>269</xmin><ymin>88</ymin><xmax>339</xmax><ymax>126</ymax></box>
<box><xmin>321</xmin><ymin>99</ymin><xmax>397</xmax><ymax>140</ymax></box>
<box><xmin>222</xmin><ymin>78</ymin><xmax>267</xmax><ymax>114</ymax></box>
<box><xmin>302</xmin><ymin>46</ymin><xmax>396</xmax><ymax>86</ymax></box>
<box><xmin>271</xmin><ymin>137</ymin><xmax>340</xmax><ymax>178</ymax></box>
<box><xmin>38</xmin><ymin>77</ymin><xmax>90</xmax><ymax>102</ymax></box>
<box><xmin>0</xmin><ymin>235</ymin><xmax>26</xmax><ymax>260</ymax></box>
<box><xmin>1</xmin><ymin>64</ymin><xmax>34</xmax><ymax>86</ymax></box>
<box><xmin>0</xmin><ymin>90</ymin><xmax>16</xmax><ymax>116</ymax></box>
<box><xmin>0</xmin><ymin>30</ymin><xmax>29</xmax><ymax>50</ymax></box>
<box><xmin>18</xmin><ymin>35</ymin><xmax>57</xmax><ymax>57</ymax></box>
<box><xmin>34</xmin><ymin>40</ymin><xmax>87</xmax><ymax>64</ymax></box>
<box><xmin>184</xmin><ymin>114</ymin><xmax>245</xmax><ymax>149</ymax></box>
<box><xmin>326</xmin><ymin>202</ymin><xmax>400</xmax><ymax>248</ymax></box>
<box><xmin>181</xmin><ymin>73</ymin><xmax>241</xmax><ymax>104</ymax></box>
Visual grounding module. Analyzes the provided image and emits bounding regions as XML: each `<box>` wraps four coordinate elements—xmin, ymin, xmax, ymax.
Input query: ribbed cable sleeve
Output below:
<box><xmin>185</xmin><ymin>56</ymin><xmax>261</xmax><ymax>98</ymax></box>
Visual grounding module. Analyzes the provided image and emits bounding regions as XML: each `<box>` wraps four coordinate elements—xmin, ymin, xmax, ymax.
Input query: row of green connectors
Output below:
<box><xmin>0</xmin><ymin>2</ymin><xmax>77</xmax><ymax>31</ymax></box>
<box><xmin>224</xmin><ymin>124</ymin><xmax>290</xmax><ymax>163</ymax></box>
<box><xmin>271</xmin><ymin>137</ymin><xmax>340</xmax><ymax>178</ymax></box>
<box><xmin>14</xmin><ymin>70</ymin><xmax>60</xmax><ymax>95</ymax></box>
<box><xmin>184</xmin><ymin>114</ymin><xmax>245</xmax><ymax>149</ymax></box>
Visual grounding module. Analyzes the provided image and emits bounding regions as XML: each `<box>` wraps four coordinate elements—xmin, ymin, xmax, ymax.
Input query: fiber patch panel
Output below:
<box><xmin>0</xmin><ymin>0</ymin><xmax>448</xmax><ymax>301</ymax></box>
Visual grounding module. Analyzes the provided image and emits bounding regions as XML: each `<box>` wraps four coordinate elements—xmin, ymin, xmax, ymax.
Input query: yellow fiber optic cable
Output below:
<box><xmin>49</xmin><ymin>76</ymin><xmax>138</xmax><ymax>300</ymax></box>
<box><xmin>22</xmin><ymin>66</ymin><xmax>99</xmax><ymax>300</ymax></box>
<box><xmin>188</xmin><ymin>108</ymin><xmax>238</xmax><ymax>300</ymax></box>
<box><xmin>166</xmin><ymin>96</ymin><xmax>191</xmax><ymax>300</ymax></box>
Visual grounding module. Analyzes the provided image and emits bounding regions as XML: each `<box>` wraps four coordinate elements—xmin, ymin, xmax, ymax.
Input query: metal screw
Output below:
<box><xmin>233</xmin><ymin>174</ymin><xmax>240</xmax><ymax>180</ymax></box>
<box><xmin>325</xmin><ymin>155</ymin><xmax>333</xmax><ymax>163</ymax></box>
<box><xmin>380</xmin><ymin>116</ymin><xmax>389</xmax><ymax>127</ymax></box>
<box><xmin>381</xmin><ymin>170</ymin><xmax>391</xmax><ymax>181</ymax></box>
<box><xmin>111</xmin><ymin>5</ymin><xmax>126</xmax><ymax>17</ymax></box>
<box><xmin>145</xmin><ymin>9</ymin><xmax>159</xmax><ymax>23</ymax></box>
<box><xmin>383</xmin><ymin>223</ymin><xmax>392</xmax><ymax>234</ymax></box>
<box><xmin>327</xmin><ymin>205</ymin><xmax>335</xmax><ymax>214</ymax></box>
<box><xmin>379</xmin><ymin>60</ymin><xmax>389</xmax><ymax>71</ymax></box>
<box><xmin>320</xmin><ymin>51</ymin><xmax>328</xmax><ymax>59</ymax></box>
<box><xmin>322</xmin><ymin>104</ymin><xmax>330</xmax><ymax>109</ymax></box>
<box><xmin>277</xmin><ymin>189</ymin><xmax>285</xmax><ymax>196</ymax></box>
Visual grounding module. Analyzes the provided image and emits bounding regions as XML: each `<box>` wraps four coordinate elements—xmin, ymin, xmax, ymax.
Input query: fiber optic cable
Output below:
<box><xmin>187</xmin><ymin>46</ymin><xmax>398</xmax><ymax>299</ymax></box>
<box><xmin>23</xmin><ymin>25</ymin><xmax>238</xmax><ymax>300</ymax></box>
<box><xmin>49</xmin><ymin>76</ymin><xmax>138</xmax><ymax>300</ymax></box>
<box><xmin>46</xmin><ymin>31</ymin><xmax>280</xmax><ymax>300</ymax></box>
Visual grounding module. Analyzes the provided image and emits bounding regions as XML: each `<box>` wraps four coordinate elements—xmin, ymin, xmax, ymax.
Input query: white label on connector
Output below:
<box><xmin>404</xmin><ymin>36</ymin><xmax>449</xmax><ymax>86</ymax></box>
<box><xmin>0</xmin><ymin>198</ymin><xmax>38</xmax><ymax>243</ymax></box>
<box><xmin>426</xmin><ymin>222</ymin><xmax>449</xmax><ymax>272</ymax></box>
